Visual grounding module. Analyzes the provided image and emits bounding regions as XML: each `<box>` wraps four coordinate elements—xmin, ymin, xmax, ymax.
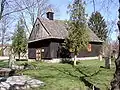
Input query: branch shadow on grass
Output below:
<box><xmin>60</xmin><ymin>58</ymin><xmax>80</xmax><ymax>65</ymax></box>
<box><xmin>51</xmin><ymin>66</ymin><xmax>101</xmax><ymax>90</ymax></box>
<box><xmin>75</xmin><ymin>67</ymin><xmax>101</xmax><ymax>90</ymax></box>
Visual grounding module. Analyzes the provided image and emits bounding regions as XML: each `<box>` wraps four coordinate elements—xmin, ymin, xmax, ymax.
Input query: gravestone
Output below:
<box><xmin>105</xmin><ymin>57</ymin><xmax>111</xmax><ymax>69</ymax></box>
<box><xmin>99</xmin><ymin>55</ymin><xmax>102</xmax><ymax>61</ymax></box>
<box><xmin>8</xmin><ymin>53</ymin><xmax>16</xmax><ymax>68</ymax></box>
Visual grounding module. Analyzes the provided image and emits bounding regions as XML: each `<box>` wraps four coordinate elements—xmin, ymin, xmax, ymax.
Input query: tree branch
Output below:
<box><xmin>92</xmin><ymin>0</ymin><xmax>95</xmax><ymax>13</ymax></box>
<box><xmin>2</xmin><ymin>1</ymin><xmax>39</xmax><ymax>18</ymax></box>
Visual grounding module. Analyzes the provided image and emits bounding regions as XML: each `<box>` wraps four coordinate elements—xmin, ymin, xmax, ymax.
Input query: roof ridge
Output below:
<box><xmin>37</xmin><ymin>17</ymin><xmax>52</xmax><ymax>36</ymax></box>
<box><xmin>86</xmin><ymin>25</ymin><xmax>103</xmax><ymax>42</ymax></box>
<box><xmin>29</xmin><ymin>17</ymin><xmax>103</xmax><ymax>43</ymax></box>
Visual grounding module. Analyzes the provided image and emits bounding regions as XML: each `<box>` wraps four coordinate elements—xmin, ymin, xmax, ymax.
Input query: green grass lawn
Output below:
<box><xmin>0</xmin><ymin>59</ymin><xmax>115</xmax><ymax>90</ymax></box>
<box><xmin>0</xmin><ymin>60</ymin><xmax>8</xmax><ymax>68</ymax></box>
<box><xmin>77</xmin><ymin>60</ymin><xmax>115</xmax><ymax>89</ymax></box>
<box><xmin>18</xmin><ymin>60</ymin><xmax>115</xmax><ymax>90</ymax></box>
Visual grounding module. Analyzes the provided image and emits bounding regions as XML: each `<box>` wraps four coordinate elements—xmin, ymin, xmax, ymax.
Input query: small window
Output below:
<box><xmin>36</xmin><ymin>24</ymin><xmax>40</xmax><ymax>38</ymax></box>
<box><xmin>87</xmin><ymin>44</ymin><xmax>92</xmax><ymax>52</ymax></box>
<box><xmin>36</xmin><ymin>24</ymin><xmax>39</xmax><ymax>30</ymax></box>
<box><xmin>42</xmin><ymin>49</ymin><xmax>44</xmax><ymax>52</ymax></box>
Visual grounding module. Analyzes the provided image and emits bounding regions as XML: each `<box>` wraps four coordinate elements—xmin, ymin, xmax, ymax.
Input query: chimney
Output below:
<box><xmin>46</xmin><ymin>8</ymin><xmax>54</xmax><ymax>20</ymax></box>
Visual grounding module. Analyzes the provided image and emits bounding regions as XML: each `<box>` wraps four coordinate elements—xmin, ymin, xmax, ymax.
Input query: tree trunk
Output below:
<box><xmin>0</xmin><ymin>0</ymin><xmax>6</xmax><ymax>20</ymax></box>
<box><xmin>111</xmin><ymin>35</ymin><xmax>120</xmax><ymax>89</ymax></box>
<box><xmin>8</xmin><ymin>52</ymin><xmax>12</xmax><ymax>68</ymax></box>
<box><xmin>111</xmin><ymin>57</ymin><xmax>120</xmax><ymax>90</ymax></box>
<box><xmin>74</xmin><ymin>48</ymin><xmax>77</xmax><ymax>66</ymax></box>
<box><xmin>1</xmin><ymin>25</ymin><xmax>5</xmax><ymax>56</ymax></box>
<box><xmin>105</xmin><ymin>57</ymin><xmax>111</xmax><ymax>69</ymax></box>
<box><xmin>1</xmin><ymin>46</ymin><xmax>4</xmax><ymax>56</ymax></box>
<box><xmin>74</xmin><ymin>55</ymin><xmax>77</xmax><ymax>66</ymax></box>
<box><xmin>111</xmin><ymin>20</ymin><xmax>120</xmax><ymax>90</ymax></box>
<box><xmin>18</xmin><ymin>52</ymin><xmax>20</xmax><ymax>60</ymax></box>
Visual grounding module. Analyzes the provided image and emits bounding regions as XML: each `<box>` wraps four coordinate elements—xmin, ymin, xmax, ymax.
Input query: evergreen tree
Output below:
<box><xmin>67</xmin><ymin>0</ymin><xmax>89</xmax><ymax>66</ymax></box>
<box><xmin>12</xmin><ymin>18</ymin><xmax>27</xmax><ymax>60</ymax></box>
<box><xmin>88</xmin><ymin>11</ymin><xmax>108</xmax><ymax>41</ymax></box>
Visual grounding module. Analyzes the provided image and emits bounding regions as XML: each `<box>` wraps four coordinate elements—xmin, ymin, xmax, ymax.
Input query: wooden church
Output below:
<box><xmin>28</xmin><ymin>9</ymin><xmax>103</xmax><ymax>60</ymax></box>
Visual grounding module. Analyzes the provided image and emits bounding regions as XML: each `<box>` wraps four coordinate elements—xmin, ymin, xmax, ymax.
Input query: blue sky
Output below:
<box><xmin>49</xmin><ymin>0</ymin><xmax>71</xmax><ymax>20</ymax></box>
<box><xmin>49</xmin><ymin>0</ymin><xmax>118</xmax><ymax>41</ymax></box>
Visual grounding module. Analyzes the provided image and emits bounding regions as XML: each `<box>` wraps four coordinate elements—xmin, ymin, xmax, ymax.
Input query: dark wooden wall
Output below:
<box><xmin>50</xmin><ymin>42</ymin><xmax>59</xmax><ymax>58</ymax></box>
<box><xmin>43</xmin><ymin>45</ymin><xmax>51</xmax><ymax>59</ymax></box>
<box><xmin>28</xmin><ymin>39</ymin><xmax>64</xmax><ymax>59</ymax></box>
<box><xmin>28</xmin><ymin>39</ymin><xmax>51</xmax><ymax>59</ymax></box>
<box><xmin>28</xmin><ymin>48</ymin><xmax>36</xmax><ymax>59</ymax></box>
<box><xmin>77</xmin><ymin>43</ymin><xmax>102</xmax><ymax>57</ymax></box>
<box><xmin>28</xmin><ymin>39</ymin><xmax>103</xmax><ymax>59</ymax></box>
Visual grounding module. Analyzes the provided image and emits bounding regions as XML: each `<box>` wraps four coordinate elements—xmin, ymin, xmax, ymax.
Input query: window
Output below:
<box><xmin>36</xmin><ymin>24</ymin><xmax>40</xmax><ymax>38</ymax></box>
<box><xmin>87</xmin><ymin>44</ymin><xmax>92</xmax><ymax>52</ymax></box>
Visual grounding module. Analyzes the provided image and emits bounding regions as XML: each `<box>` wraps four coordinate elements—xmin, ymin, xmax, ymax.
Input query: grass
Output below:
<box><xmin>0</xmin><ymin>60</ymin><xmax>8</xmax><ymax>68</ymax></box>
<box><xmin>0</xmin><ymin>59</ymin><xmax>115</xmax><ymax>90</ymax></box>
<box><xmin>19</xmin><ymin>60</ymin><xmax>115</xmax><ymax>90</ymax></box>
<box><xmin>76</xmin><ymin>60</ymin><xmax>115</xmax><ymax>89</ymax></box>
<box><xmin>20</xmin><ymin>62</ymin><xmax>86</xmax><ymax>90</ymax></box>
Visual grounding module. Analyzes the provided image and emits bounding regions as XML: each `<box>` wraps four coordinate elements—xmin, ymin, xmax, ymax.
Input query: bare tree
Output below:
<box><xmin>86</xmin><ymin>0</ymin><xmax>120</xmax><ymax>89</ymax></box>
<box><xmin>0</xmin><ymin>15</ymin><xmax>13</xmax><ymax>56</ymax></box>
<box><xmin>14</xmin><ymin>0</ymin><xmax>50</xmax><ymax>34</ymax></box>
<box><xmin>0</xmin><ymin>0</ymin><xmax>6</xmax><ymax>20</ymax></box>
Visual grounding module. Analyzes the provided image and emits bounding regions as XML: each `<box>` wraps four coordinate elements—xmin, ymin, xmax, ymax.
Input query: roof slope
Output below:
<box><xmin>29</xmin><ymin>17</ymin><xmax>103</xmax><ymax>43</ymax></box>
<box><xmin>87</xmin><ymin>26</ymin><xmax>103</xmax><ymax>42</ymax></box>
<box><xmin>39</xmin><ymin>18</ymin><xmax>68</xmax><ymax>39</ymax></box>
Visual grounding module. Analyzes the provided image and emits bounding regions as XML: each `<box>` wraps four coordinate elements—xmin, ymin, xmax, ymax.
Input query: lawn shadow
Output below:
<box><xmin>51</xmin><ymin>65</ymin><xmax>101</xmax><ymax>90</ymax></box>
<box><xmin>60</xmin><ymin>58</ymin><xmax>80</xmax><ymax>65</ymax></box>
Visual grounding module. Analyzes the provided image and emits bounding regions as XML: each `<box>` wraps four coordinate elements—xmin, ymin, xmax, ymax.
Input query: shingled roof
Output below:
<box><xmin>29</xmin><ymin>17</ymin><xmax>103</xmax><ymax>43</ymax></box>
<box><xmin>87</xmin><ymin>26</ymin><xmax>103</xmax><ymax>42</ymax></box>
<box><xmin>39</xmin><ymin>18</ymin><xmax>68</xmax><ymax>39</ymax></box>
